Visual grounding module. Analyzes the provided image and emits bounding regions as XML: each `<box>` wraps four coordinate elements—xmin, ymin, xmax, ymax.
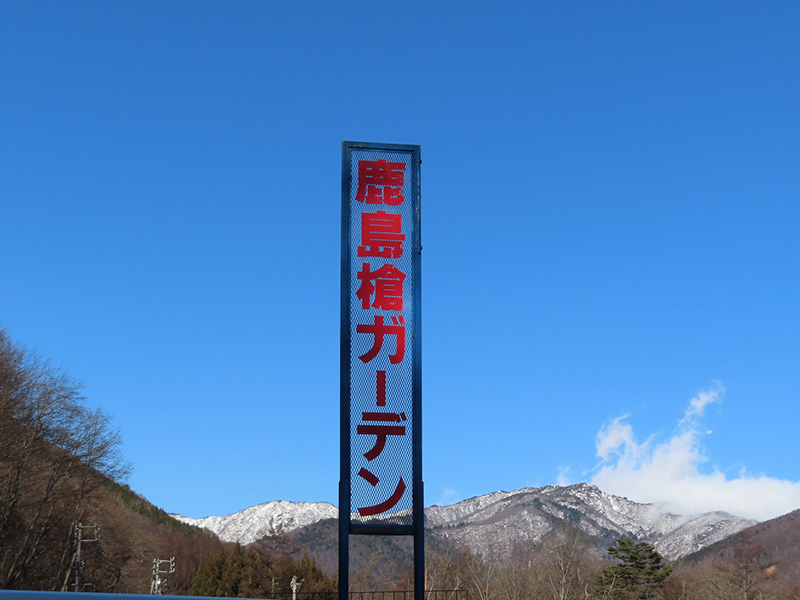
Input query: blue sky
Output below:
<box><xmin>2</xmin><ymin>1</ymin><xmax>799</xmax><ymax>521</ymax></box>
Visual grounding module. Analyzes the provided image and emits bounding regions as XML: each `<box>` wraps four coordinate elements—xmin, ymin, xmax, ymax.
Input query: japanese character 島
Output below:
<box><xmin>358</xmin><ymin>211</ymin><xmax>405</xmax><ymax>258</ymax></box>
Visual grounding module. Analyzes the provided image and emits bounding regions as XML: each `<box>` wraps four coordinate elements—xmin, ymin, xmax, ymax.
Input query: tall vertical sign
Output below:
<box><xmin>340</xmin><ymin>141</ymin><xmax>423</xmax><ymax>600</ymax></box>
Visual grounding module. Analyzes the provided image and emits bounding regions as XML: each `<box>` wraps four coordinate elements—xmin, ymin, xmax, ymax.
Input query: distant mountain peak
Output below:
<box><xmin>172</xmin><ymin>483</ymin><xmax>756</xmax><ymax>560</ymax></box>
<box><xmin>172</xmin><ymin>499</ymin><xmax>337</xmax><ymax>545</ymax></box>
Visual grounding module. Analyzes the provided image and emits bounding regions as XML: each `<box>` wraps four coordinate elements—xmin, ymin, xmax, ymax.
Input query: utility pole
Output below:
<box><xmin>290</xmin><ymin>575</ymin><xmax>302</xmax><ymax>600</ymax></box>
<box><xmin>150</xmin><ymin>557</ymin><xmax>175</xmax><ymax>595</ymax></box>
<box><xmin>71</xmin><ymin>522</ymin><xmax>100</xmax><ymax>592</ymax></box>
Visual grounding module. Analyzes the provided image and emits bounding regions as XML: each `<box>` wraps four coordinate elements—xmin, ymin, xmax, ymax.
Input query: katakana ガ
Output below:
<box><xmin>357</xmin><ymin>211</ymin><xmax>405</xmax><ymax>258</ymax></box>
<box><xmin>356</xmin><ymin>159</ymin><xmax>405</xmax><ymax>205</ymax></box>
<box><xmin>357</xmin><ymin>477</ymin><xmax>406</xmax><ymax>517</ymax></box>
<box><xmin>356</xmin><ymin>263</ymin><xmax>406</xmax><ymax>311</ymax></box>
<box><xmin>356</xmin><ymin>315</ymin><xmax>406</xmax><ymax>364</ymax></box>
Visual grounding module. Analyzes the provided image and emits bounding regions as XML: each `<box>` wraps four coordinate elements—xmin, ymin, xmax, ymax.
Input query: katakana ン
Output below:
<box><xmin>356</xmin><ymin>477</ymin><xmax>406</xmax><ymax>517</ymax></box>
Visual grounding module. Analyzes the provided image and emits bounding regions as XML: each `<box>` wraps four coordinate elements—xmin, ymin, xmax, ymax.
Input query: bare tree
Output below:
<box><xmin>496</xmin><ymin>541</ymin><xmax>539</xmax><ymax>600</ymax></box>
<box><xmin>0</xmin><ymin>328</ymin><xmax>129</xmax><ymax>590</ymax></box>
<box><xmin>695</xmin><ymin>532</ymin><xmax>784</xmax><ymax>600</ymax></box>
<box><xmin>425</xmin><ymin>542</ymin><xmax>472</xmax><ymax>598</ymax></box>
<box><xmin>465</xmin><ymin>535</ymin><xmax>504</xmax><ymax>600</ymax></box>
<box><xmin>538</xmin><ymin>529</ymin><xmax>597</xmax><ymax>600</ymax></box>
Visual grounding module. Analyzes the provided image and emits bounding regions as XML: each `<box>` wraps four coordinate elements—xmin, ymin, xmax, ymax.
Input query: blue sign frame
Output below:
<box><xmin>339</xmin><ymin>141</ymin><xmax>423</xmax><ymax>600</ymax></box>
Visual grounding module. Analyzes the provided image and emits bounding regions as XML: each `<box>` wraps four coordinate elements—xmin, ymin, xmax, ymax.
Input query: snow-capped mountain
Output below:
<box><xmin>172</xmin><ymin>500</ymin><xmax>337</xmax><ymax>545</ymax></box>
<box><xmin>172</xmin><ymin>483</ymin><xmax>756</xmax><ymax>560</ymax></box>
<box><xmin>424</xmin><ymin>483</ymin><xmax>756</xmax><ymax>560</ymax></box>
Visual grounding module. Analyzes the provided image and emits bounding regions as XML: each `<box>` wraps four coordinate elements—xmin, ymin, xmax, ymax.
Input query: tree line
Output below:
<box><xmin>1</xmin><ymin>326</ymin><xmax>796</xmax><ymax>598</ymax></box>
<box><xmin>0</xmin><ymin>326</ymin><xmax>131</xmax><ymax>589</ymax></box>
<box><xmin>0</xmin><ymin>328</ymin><xmax>227</xmax><ymax>593</ymax></box>
<box><xmin>0</xmin><ymin>327</ymin><xmax>339</xmax><ymax>595</ymax></box>
<box><xmin>414</xmin><ymin>528</ymin><xmax>795</xmax><ymax>600</ymax></box>
<box><xmin>191</xmin><ymin>534</ymin><xmax>337</xmax><ymax>598</ymax></box>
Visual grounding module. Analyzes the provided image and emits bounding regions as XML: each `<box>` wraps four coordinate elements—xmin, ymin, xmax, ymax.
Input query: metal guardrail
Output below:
<box><xmin>0</xmin><ymin>593</ymin><xmax>207</xmax><ymax>600</ymax></box>
<box><xmin>273</xmin><ymin>592</ymin><xmax>468</xmax><ymax>600</ymax></box>
<box><xmin>0</xmin><ymin>591</ymin><xmax>468</xmax><ymax>600</ymax></box>
<box><xmin>346</xmin><ymin>592</ymin><xmax>468</xmax><ymax>600</ymax></box>
<box><xmin>1</xmin><ymin>593</ymin><xmax>231</xmax><ymax>600</ymax></box>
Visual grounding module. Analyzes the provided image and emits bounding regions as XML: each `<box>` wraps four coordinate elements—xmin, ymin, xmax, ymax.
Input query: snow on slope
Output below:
<box><xmin>425</xmin><ymin>483</ymin><xmax>755</xmax><ymax>559</ymax></box>
<box><xmin>172</xmin><ymin>500</ymin><xmax>337</xmax><ymax>545</ymax></box>
<box><xmin>172</xmin><ymin>483</ymin><xmax>756</xmax><ymax>559</ymax></box>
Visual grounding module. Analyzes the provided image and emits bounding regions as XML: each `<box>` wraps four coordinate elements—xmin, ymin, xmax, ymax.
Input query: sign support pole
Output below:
<box><xmin>339</xmin><ymin>141</ymin><xmax>422</xmax><ymax>600</ymax></box>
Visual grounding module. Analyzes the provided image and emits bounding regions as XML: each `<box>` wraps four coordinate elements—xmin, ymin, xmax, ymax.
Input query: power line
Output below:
<box><xmin>150</xmin><ymin>557</ymin><xmax>175</xmax><ymax>595</ymax></box>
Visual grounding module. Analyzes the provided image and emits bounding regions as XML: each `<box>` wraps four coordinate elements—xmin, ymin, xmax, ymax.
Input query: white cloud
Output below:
<box><xmin>435</xmin><ymin>488</ymin><xmax>461</xmax><ymax>506</ymax></box>
<box><xmin>595</xmin><ymin>415</ymin><xmax>634</xmax><ymax>461</ymax></box>
<box><xmin>556</xmin><ymin>466</ymin><xmax>576</xmax><ymax>486</ymax></box>
<box><xmin>680</xmin><ymin>382</ymin><xmax>724</xmax><ymax>425</ymax></box>
<box><xmin>590</xmin><ymin>384</ymin><xmax>800</xmax><ymax>522</ymax></box>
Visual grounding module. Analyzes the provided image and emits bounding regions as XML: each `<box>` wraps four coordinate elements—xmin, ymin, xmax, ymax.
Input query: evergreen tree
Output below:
<box><xmin>190</xmin><ymin>549</ymin><xmax>226</xmax><ymax>597</ymax></box>
<box><xmin>189</xmin><ymin>542</ymin><xmax>336</xmax><ymax>597</ymax></box>
<box><xmin>595</xmin><ymin>538</ymin><xmax>672</xmax><ymax>599</ymax></box>
<box><xmin>296</xmin><ymin>551</ymin><xmax>337</xmax><ymax>594</ymax></box>
<box><xmin>218</xmin><ymin>542</ymin><xmax>247</xmax><ymax>597</ymax></box>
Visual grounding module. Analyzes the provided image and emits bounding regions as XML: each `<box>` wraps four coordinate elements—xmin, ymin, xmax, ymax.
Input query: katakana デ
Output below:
<box><xmin>357</xmin><ymin>211</ymin><xmax>405</xmax><ymax>258</ymax></box>
<box><xmin>356</xmin><ymin>159</ymin><xmax>405</xmax><ymax>205</ymax></box>
<box><xmin>357</xmin><ymin>411</ymin><xmax>407</xmax><ymax>461</ymax></box>
<box><xmin>356</xmin><ymin>263</ymin><xmax>406</xmax><ymax>311</ymax></box>
<box><xmin>357</xmin><ymin>477</ymin><xmax>406</xmax><ymax>517</ymax></box>
<box><xmin>356</xmin><ymin>315</ymin><xmax>406</xmax><ymax>364</ymax></box>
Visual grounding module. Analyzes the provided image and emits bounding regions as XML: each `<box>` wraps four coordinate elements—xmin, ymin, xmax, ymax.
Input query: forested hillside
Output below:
<box><xmin>3</xmin><ymin>325</ymin><xmax>800</xmax><ymax>599</ymax></box>
<box><xmin>0</xmin><ymin>327</ymin><xmax>225</xmax><ymax>592</ymax></box>
<box><xmin>0</xmin><ymin>327</ymin><xmax>335</xmax><ymax>595</ymax></box>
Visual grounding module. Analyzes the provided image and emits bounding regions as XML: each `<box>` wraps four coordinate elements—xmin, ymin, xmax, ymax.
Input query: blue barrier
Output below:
<box><xmin>0</xmin><ymin>592</ymin><xmax>234</xmax><ymax>600</ymax></box>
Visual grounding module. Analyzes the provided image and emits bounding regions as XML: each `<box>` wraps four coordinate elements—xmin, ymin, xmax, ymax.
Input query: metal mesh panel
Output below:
<box><xmin>347</xmin><ymin>148</ymin><xmax>416</xmax><ymax>526</ymax></box>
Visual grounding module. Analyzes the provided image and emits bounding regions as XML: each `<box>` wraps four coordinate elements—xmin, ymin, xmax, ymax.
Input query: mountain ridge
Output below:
<box><xmin>172</xmin><ymin>482</ymin><xmax>756</xmax><ymax>560</ymax></box>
